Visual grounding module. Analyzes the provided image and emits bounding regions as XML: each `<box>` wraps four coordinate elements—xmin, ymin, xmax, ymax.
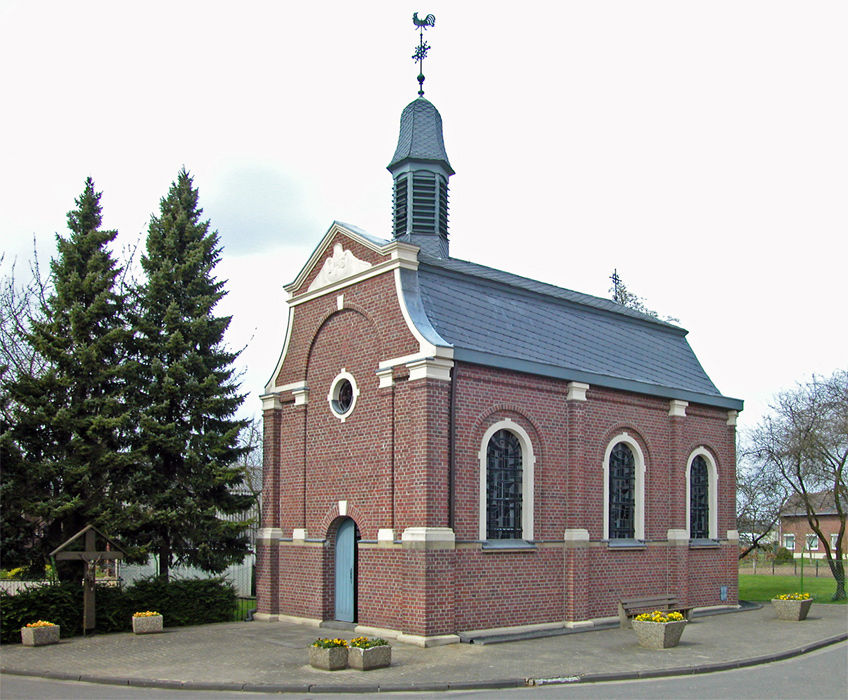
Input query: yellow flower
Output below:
<box><xmin>26</xmin><ymin>620</ymin><xmax>55</xmax><ymax>628</ymax></box>
<box><xmin>133</xmin><ymin>611</ymin><xmax>161</xmax><ymax>617</ymax></box>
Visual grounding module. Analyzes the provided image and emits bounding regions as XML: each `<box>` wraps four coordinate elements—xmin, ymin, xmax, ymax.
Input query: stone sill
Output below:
<box><xmin>481</xmin><ymin>540</ymin><xmax>537</xmax><ymax>552</ymax></box>
<box><xmin>689</xmin><ymin>539</ymin><xmax>721</xmax><ymax>549</ymax></box>
<box><xmin>605</xmin><ymin>539</ymin><xmax>647</xmax><ymax>550</ymax></box>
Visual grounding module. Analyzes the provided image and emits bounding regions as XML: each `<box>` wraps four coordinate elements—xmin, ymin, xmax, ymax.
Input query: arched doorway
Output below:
<box><xmin>334</xmin><ymin>517</ymin><xmax>357</xmax><ymax>622</ymax></box>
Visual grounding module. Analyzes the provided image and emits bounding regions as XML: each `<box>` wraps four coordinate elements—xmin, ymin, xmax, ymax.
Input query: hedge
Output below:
<box><xmin>0</xmin><ymin>577</ymin><xmax>237</xmax><ymax>644</ymax></box>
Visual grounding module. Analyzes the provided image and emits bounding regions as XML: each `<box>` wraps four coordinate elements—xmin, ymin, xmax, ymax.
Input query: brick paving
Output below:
<box><xmin>1</xmin><ymin>604</ymin><xmax>846</xmax><ymax>692</ymax></box>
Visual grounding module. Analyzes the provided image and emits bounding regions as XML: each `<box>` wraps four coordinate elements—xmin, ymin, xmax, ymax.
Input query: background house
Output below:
<box><xmin>779</xmin><ymin>491</ymin><xmax>846</xmax><ymax>559</ymax></box>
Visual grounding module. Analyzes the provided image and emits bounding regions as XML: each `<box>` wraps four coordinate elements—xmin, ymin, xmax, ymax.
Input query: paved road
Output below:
<box><xmin>2</xmin><ymin>641</ymin><xmax>845</xmax><ymax>700</ymax></box>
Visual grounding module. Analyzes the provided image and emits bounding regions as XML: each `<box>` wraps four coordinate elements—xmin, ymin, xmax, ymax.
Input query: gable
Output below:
<box><xmin>285</xmin><ymin>222</ymin><xmax>396</xmax><ymax>299</ymax></box>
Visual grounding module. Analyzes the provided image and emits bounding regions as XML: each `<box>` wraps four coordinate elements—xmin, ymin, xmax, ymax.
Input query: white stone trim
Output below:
<box><xmin>563</xmin><ymin>528</ymin><xmax>590</xmax><ymax>543</ymax></box>
<box><xmin>378</xmin><ymin>347</ymin><xmax>454</xmax><ymax>371</ymax></box>
<box><xmin>392</xmin><ymin>267</ymin><xmax>440</xmax><ymax>359</ymax></box>
<box><xmin>686</xmin><ymin>447</ymin><xmax>719</xmax><ymax>539</ymax></box>
<box><xmin>669</xmin><ymin>400</ymin><xmax>688</xmax><ymax>417</ymax></box>
<box><xmin>726</xmin><ymin>410</ymin><xmax>738</xmax><ymax>426</ymax></box>
<box><xmin>407</xmin><ymin>357</ymin><xmax>454</xmax><ymax>382</ymax></box>
<box><xmin>338</xmin><ymin>500</ymin><xmax>348</xmax><ymax>516</ymax></box>
<box><xmin>395</xmin><ymin>633</ymin><xmax>461</xmax><ymax>647</ymax></box>
<box><xmin>292</xmin><ymin>386</ymin><xmax>309</xmax><ymax>406</ymax></box>
<box><xmin>336</xmin><ymin>294</ymin><xmax>344</xmax><ymax>310</ymax></box>
<box><xmin>376</xmin><ymin>368</ymin><xmax>394</xmax><ymax>388</ymax></box>
<box><xmin>327</xmin><ymin>369</ymin><xmax>359</xmax><ymax>422</ymax></box>
<box><xmin>667</xmin><ymin>528</ymin><xmax>689</xmax><ymax>544</ymax></box>
<box><xmin>377</xmin><ymin>528</ymin><xmax>396</xmax><ymax>543</ymax></box>
<box><xmin>726</xmin><ymin>529</ymin><xmax>740</xmax><ymax>542</ymax></box>
<box><xmin>260</xmin><ymin>393</ymin><xmax>283</xmax><ymax>411</ymax></box>
<box><xmin>257</xmin><ymin>528</ymin><xmax>283</xmax><ymax>543</ymax></box>
<box><xmin>602</xmin><ymin>433</ymin><xmax>646</xmax><ymax>541</ymax></box>
<box><xmin>264</xmin><ymin>306</ymin><xmax>297</xmax><ymax>393</ymax></box>
<box><xmin>478</xmin><ymin>419</ymin><xmax>536</xmax><ymax>541</ymax></box>
<box><xmin>292</xmin><ymin>528</ymin><xmax>308</xmax><ymax>541</ymax></box>
<box><xmin>307</xmin><ymin>242</ymin><xmax>373</xmax><ymax>292</ymax></box>
<box><xmin>566</xmin><ymin>382</ymin><xmax>589</xmax><ymax>402</ymax></box>
<box><xmin>401</xmin><ymin>527</ymin><xmax>456</xmax><ymax>549</ymax></box>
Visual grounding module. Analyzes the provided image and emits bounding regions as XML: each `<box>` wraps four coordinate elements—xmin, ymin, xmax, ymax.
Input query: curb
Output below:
<box><xmin>2</xmin><ymin>632</ymin><xmax>846</xmax><ymax>694</ymax></box>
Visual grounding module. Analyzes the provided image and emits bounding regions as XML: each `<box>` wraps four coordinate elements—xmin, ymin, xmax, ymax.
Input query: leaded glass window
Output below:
<box><xmin>609</xmin><ymin>442</ymin><xmax>635</xmax><ymax>539</ymax></box>
<box><xmin>486</xmin><ymin>429</ymin><xmax>522</xmax><ymax>539</ymax></box>
<box><xmin>689</xmin><ymin>455</ymin><xmax>709</xmax><ymax>539</ymax></box>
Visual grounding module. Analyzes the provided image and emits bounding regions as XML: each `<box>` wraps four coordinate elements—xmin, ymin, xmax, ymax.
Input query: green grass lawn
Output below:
<box><xmin>739</xmin><ymin>574</ymin><xmax>846</xmax><ymax>604</ymax></box>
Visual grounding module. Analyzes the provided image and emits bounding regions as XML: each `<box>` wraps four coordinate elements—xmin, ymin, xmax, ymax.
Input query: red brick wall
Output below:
<box><xmin>258</xmin><ymin>235</ymin><xmax>739</xmax><ymax>632</ymax></box>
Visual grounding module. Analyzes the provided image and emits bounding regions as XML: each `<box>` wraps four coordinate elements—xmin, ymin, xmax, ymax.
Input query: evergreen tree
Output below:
<box><xmin>4</xmin><ymin>178</ymin><xmax>135</xmax><ymax>577</ymax></box>
<box><xmin>132</xmin><ymin>168</ymin><xmax>252</xmax><ymax>581</ymax></box>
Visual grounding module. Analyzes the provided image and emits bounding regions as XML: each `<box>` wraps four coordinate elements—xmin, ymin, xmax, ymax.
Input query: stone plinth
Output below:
<box><xmin>771</xmin><ymin>598</ymin><xmax>813</xmax><ymax>621</ymax></box>
<box><xmin>308</xmin><ymin>646</ymin><xmax>348</xmax><ymax>671</ymax></box>
<box><xmin>132</xmin><ymin>614</ymin><xmax>164</xmax><ymax>634</ymax></box>
<box><xmin>632</xmin><ymin>619</ymin><xmax>687</xmax><ymax>649</ymax></box>
<box><xmin>21</xmin><ymin>625</ymin><xmax>60</xmax><ymax>646</ymax></box>
<box><xmin>348</xmin><ymin>645</ymin><xmax>391</xmax><ymax>670</ymax></box>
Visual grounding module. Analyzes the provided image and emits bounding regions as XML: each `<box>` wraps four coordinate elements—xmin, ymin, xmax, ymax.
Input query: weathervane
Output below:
<box><xmin>412</xmin><ymin>12</ymin><xmax>436</xmax><ymax>97</ymax></box>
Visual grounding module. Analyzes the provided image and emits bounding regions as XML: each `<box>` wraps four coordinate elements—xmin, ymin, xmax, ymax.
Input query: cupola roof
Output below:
<box><xmin>388</xmin><ymin>97</ymin><xmax>454</xmax><ymax>175</ymax></box>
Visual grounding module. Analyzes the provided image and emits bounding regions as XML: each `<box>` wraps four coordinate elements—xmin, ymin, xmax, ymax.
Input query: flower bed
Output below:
<box><xmin>631</xmin><ymin>611</ymin><xmax>688</xmax><ymax>649</ymax></box>
<box><xmin>309</xmin><ymin>638</ymin><xmax>349</xmax><ymax>671</ymax></box>
<box><xmin>132</xmin><ymin>611</ymin><xmax>163</xmax><ymax>634</ymax></box>
<box><xmin>772</xmin><ymin>593</ymin><xmax>813</xmax><ymax>621</ymax></box>
<box><xmin>21</xmin><ymin>621</ymin><xmax>60</xmax><ymax>647</ymax></box>
<box><xmin>348</xmin><ymin>637</ymin><xmax>391</xmax><ymax>670</ymax></box>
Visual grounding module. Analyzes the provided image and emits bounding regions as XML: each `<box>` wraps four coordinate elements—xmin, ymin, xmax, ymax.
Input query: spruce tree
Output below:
<box><xmin>132</xmin><ymin>168</ymin><xmax>252</xmax><ymax>581</ymax></box>
<box><xmin>5</xmin><ymin>178</ymin><xmax>135</xmax><ymax>577</ymax></box>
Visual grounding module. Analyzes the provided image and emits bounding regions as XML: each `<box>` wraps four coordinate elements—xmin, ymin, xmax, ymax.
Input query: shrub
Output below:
<box><xmin>0</xmin><ymin>577</ymin><xmax>237</xmax><ymax>644</ymax></box>
<box><xmin>774</xmin><ymin>547</ymin><xmax>795</xmax><ymax>564</ymax></box>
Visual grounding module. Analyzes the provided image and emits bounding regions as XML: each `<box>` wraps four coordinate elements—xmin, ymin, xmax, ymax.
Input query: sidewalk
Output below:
<box><xmin>2</xmin><ymin>604</ymin><xmax>846</xmax><ymax>693</ymax></box>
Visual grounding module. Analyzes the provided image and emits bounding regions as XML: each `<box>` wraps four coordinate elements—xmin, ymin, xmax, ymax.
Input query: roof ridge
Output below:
<box><xmin>418</xmin><ymin>252</ymin><xmax>685</xmax><ymax>333</ymax></box>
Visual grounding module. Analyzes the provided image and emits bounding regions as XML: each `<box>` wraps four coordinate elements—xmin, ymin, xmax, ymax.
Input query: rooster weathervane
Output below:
<box><xmin>412</xmin><ymin>12</ymin><xmax>436</xmax><ymax>97</ymax></box>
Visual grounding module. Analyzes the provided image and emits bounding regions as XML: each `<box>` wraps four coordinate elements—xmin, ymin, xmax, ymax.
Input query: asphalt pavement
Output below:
<box><xmin>1</xmin><ymin>603</ymin><xmax>846</xmax><ymax>694</ymax></box>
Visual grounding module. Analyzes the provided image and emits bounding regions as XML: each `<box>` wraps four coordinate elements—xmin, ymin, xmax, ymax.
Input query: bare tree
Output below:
<box><xmin>0</xmin><ymin>249</ymin><xmax>51</xmax><ymax>390</ymax></box>
<box><xmin>237</xmin><ymin>417</ymin><xmax>264</xmax><ymax>499</ymax></box>
<box><xmin>749</xmin><ymin>369</ymin><xmax>847</xmax><ymax>600</ymax></box>
<box><xmin>736</xmin><ymin>443</ymin><xmax>791</xmax><ymax>559</ymax></box>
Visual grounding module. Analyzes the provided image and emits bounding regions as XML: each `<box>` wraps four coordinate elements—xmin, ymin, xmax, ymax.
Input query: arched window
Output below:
<box><xmin>689</xmin><ymin>456</ymin><xmax>709</xmax><ymax>539</ymax></box>
<box><xmin>609</xmin><ymin>443</ymin><xmax>636</xmax><ymax>539</ymax></box>
<box><xmin>478</xmin><ymin>419</ymin><xmax>535</xmax><ymax>541</ymax></box>
<box><xmin>687</xmin><ymin>448</ymin><xmax>718</xmax><ymax>540</ymax></box>
<box><xmin>486</xmin><ymin>429</ymin><xmax>523</xmax><ymax>539</ymax></box>
<box><xmin>603</xmin><ymin>433</ymin><xmax>646</xmax><ymax>541</ymax></box>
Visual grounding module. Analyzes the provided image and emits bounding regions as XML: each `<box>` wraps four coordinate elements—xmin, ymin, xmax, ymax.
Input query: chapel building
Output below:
<box><xmin>255</xmin><ymin>91</ymin><xmax>744</xmax><ymax>646</ymax></box>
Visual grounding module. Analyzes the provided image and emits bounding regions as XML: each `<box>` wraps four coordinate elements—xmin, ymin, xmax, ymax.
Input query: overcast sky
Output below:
<box><xmin>1</xmin><ymin>1</ymin><xmax>845</xmax><ymax>432</ymax></box>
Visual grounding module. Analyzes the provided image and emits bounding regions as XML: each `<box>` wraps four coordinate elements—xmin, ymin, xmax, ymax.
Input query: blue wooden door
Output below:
<box><xmin>334</xmin><ymin>518</ymin><xmax>356</xmax><ymax>622</ymax></box>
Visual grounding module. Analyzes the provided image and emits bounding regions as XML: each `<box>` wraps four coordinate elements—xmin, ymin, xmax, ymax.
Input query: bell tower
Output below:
<box><xmin>387</xmin><ymin>13</ymin><xmax>454</xmax><ymax>258</ymax></box>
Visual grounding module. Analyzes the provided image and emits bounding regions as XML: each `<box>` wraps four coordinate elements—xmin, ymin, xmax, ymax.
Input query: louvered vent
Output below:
<box><xmin>393</xmin><ymin>175</ymin><xmax>408</xmax><ymax>237</ymax></box>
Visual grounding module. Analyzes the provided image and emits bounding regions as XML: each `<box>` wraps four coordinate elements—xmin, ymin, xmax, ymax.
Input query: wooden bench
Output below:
<box><xmin>618</xmin><ymin>595</ymin><xmax>694</xmax><ymax>629</ymax></box>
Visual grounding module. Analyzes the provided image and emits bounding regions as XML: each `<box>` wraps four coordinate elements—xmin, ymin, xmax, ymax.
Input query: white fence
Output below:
<box><xmin>0</xmin><ymin>580</ymin><xmax>51</xmax><ymax>595</ymax></box>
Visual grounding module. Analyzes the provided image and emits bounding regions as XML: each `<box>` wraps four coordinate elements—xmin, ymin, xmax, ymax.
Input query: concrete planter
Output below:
<box><xmin>132</xmin><ymin>614</ymin><xmax>164</xmax><ymax>634</ymax></box>
<box><xmin>21</xmin><ymin>625</ymin><xmax>60</xmax><ymax>646</ymax></box>
<box><xmin>309</xmin><ymin>646</ymin><xmax>349</xmax><ymax>671</ymax></box>
<box><xmin>772</xmin><ymin>598</ymin><xmax>813</xmax><ymax>621</ymax></box>
<box><xmin>632</xmin><ymin>619</ymin><xmax>688</xmax><ymax>649</ymax></box>
<box><xmin>348</xmin><ymin>644</ymin><xmax>391</xmax><ymax>670</ymax></box>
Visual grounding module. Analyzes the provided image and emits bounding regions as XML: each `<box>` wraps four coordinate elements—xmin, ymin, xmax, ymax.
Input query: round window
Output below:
<box><xmin>328</xmin><ymin>370</ymin><xmax>359</xmax><ymax>421</ymax></box>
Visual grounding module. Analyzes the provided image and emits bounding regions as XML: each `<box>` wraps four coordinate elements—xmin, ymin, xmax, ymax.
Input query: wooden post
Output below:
<box><xmin>83</xmin><ymin>529</ymin><xmax>96</xmax><ymax>634</ymax></box>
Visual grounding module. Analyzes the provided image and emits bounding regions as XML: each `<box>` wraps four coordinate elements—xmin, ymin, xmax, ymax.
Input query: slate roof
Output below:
<box><xmin>387</xmin><ymin>98</ymin><xmax>454</xmax><ymax>174</ymax></box>
<box><xmin>413</xmin><ymin>253</ymin><xmax>743</xmax><ymax>410</ymax></box>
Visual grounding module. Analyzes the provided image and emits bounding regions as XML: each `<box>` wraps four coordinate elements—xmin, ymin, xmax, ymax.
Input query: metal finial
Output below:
<box><xmin>411</xmin><ymin>13</ymin><xmax>436</xmax><ymax>97</ymax></box>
